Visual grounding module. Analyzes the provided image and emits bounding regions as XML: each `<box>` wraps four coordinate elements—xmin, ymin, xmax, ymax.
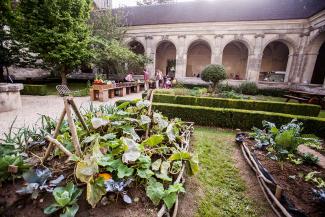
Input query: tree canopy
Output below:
<box><xmin>13</xmin><ymin>0</ymin><xmax>93</xmax><ymax>84</ymax></box>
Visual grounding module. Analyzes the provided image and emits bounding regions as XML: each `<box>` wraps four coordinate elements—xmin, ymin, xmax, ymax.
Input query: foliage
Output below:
<box><xmin>0</xmin><ymin>115</ymin><xmax>56</xmax><ymax>183</ymax></box>
<box><xmin>90</xmin><ymin>9</ymin><xmax>151</xmax><ymax>76</ymax></box>
<box><xmin>44</xmin><ymin>182</ymin><xmax>82</xmax><ymax>217</ymax></box>
<box><xmin>92</xmin><ymin>38</ymin><xmax>150</xmax><ymax>76</ymax></box>
<box><xmin>219</xmin><ymin>90</ymin><xmax>243</xmax><ymax>99</ymax></box>
<box><xmin>238</xmin><ymin>81</ymin><xmax>259</xmax><ymax>95</ymax></box>
<box><xmin>305</xmin><ymin>171</ymin><xmax>325</xmax><ymax>188</ymax></box>
<box><xmin>152</xmin><ymin>94</ymin><xmax>321</xmax><ymax>116</ymax></box>
<box><xmin>89</xmin><ymin>9</ymin><xmax>126</xmax><ymax>42</ymax></box>
<box><xmin>302</xmin><ymin>153</ymin><xmax>319</xmax><ymax>165</ymax></box>
<box><xmin>201</xmin><ymin>64</ymin><xmax>227</xmax><ymax>93</ymax></box>
<box><xmin>13</xmin><ymin>0</ymin><xmax>93</xmax><ymax>84</ymax></box>
<box><xmin>151</xmin><ymin>103</ymin><xmax>325</xmax><ymax>138</ymax></box>
<box><xmin>49</xmin><ymin>100</ymin><xmax>199</xmax><ymax>209</ymax></box>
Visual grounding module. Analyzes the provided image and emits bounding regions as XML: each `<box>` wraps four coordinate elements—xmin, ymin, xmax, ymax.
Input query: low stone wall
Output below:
<box><xmin>0</xmin><ymin>83</ymin><xmax>24</xmax><ymax>112</ymax></box>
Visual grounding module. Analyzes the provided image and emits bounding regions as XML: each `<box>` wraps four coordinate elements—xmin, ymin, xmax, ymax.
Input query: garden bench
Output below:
<box><xmin>284</xmin><ymin>94</ymin><xmax>309</xmax><ymax>103</ymax></box>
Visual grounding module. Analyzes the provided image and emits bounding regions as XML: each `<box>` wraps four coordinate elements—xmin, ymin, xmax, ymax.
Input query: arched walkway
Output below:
<box><xmin>128</xmin><ymin>40</ymin><xmax>145</xmax><ymax>55</ymax></box>
<box><xmin>128</xmin><ymin>40</ymin><xmax>145</xmax><ymax>74</ymax></box>
<box><xmin>311</xmin><ymin>41</ymin><xmax>325</xmax><ymax>84</ymax></box>
<box><xmin>155</xmin><ymin>41</ymin><xmax>176</xmax><ymax>76</ymax></box>
<box><xmin>222</xmin><ymin>41</ymin><xmax>248</xmax><ymax>80</ymax></box>
<box><xmin>186</xmin><ymin>40</ymin><xmax>211</xmax><ymax>77</ymax></box>
<box><xmin>260</xmin><ymin>41</ymin><xmax>289</xmax><ymax>82</ymax></box>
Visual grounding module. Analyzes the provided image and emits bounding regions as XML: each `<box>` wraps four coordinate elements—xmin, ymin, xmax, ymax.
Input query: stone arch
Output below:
<box><xmin>221</xmin><ymin>38</ymin><xmax>253</xmax><ymax>56</ymax></box>
<box><xmin>128</xmin><ymin>40</ymin><xmax>145</xmax><ymax>55</ymax></box>
<box><xmin>262</xmin><ymin>36</ymin><xmax>297</xmax><ymax>55</ymax></box>
<box><xmin>222</xmin><ymin>41</ymin><xmax>249</xmax><ymax>80</ymax></box>
<box><xmin>127</xmin><ymin>40</ymin><xmax>145</xmax><ymax>75</ymax></box>
<box><xmin>259</xmin><ymin>41</ymin><xmax>290</xmax><ymax>82</ymax></box>
<box><xmin>186</xmin><ymin>39</ymin><xmax>212</xmax><ymax>77</ymax></box>
<box><xmin>261</xmin><ymin>37</ymin><xmax>297</xmax><ymax>82</ymax></box>
<box><xmin>155</xmin><ymin>40</ymin><xmax>177</xmax><ymax>76</ymax></box>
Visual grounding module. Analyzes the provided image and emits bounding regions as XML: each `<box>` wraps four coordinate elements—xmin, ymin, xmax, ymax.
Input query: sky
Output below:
<box><xmin>112</xmin><ymin>0</ymin><xmax>195</xmax><ymax>8</ymax></box>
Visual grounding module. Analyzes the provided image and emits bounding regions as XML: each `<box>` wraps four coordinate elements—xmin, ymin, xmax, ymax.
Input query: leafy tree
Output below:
<box><xmin>90</xmin><ymin>10</ymin><xmax>150</xmax><ymax>77</ymax></box>
<box><xmin>13</xmin><ymin>0</ymin><xmax>93</xmax><ymax>84</ymax></box>
<box><xmin>137</xmin><ymin>0</ymin><xmax>174</xmax><ymax>5</ymax></box>
<box><xmin>201</xmin><ymin>64</ymin><xmax>227</xmax><ymax>93</ymax></box>
<box><xmin>0</xmin><ymin>0</ymin><xmax>17</xmax><ymax>81</ymax></box>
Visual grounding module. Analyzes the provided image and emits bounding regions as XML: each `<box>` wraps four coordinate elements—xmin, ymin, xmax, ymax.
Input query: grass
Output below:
<box><xmin>193</xmin><ymin>127</ymin><xmax>265</xmax><ymax>217</ymax></box>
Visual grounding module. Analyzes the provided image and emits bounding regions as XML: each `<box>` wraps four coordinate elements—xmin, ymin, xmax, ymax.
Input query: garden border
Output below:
<box><xmin>151</xmin><ymin>103</ymin><xmax>325</xmax><ymax>138</ymax></box>
<box><xmin>151</xmin><ymin>94</ymin><xmax>321</xmax><ymax>117</ymax></box>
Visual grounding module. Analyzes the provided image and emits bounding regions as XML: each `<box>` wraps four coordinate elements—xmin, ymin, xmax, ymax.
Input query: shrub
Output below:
<box><xmin>152</xmin><ymin>94</ymin><xmax>321</xmax><ymax>116</ymax></box>
<box><xmin>219</xmin><ymin>90</ymin><xmax>243</xmax><ymax>99</ymax></box>
<box><xmin>238</xmin><ymin>81</ymin><xmax>258</xmax><ymax>95</ymax></box>
<box><xmin>217</xmin><ymin>82</ymin><xmax>236</xmax><ymax>92</ymax></box>
<box><xmin>152</xmin><ymin>103</ymin><xmax>325</xmax><ymax>138</ymax></box>
<box><xmin>72</xmin><ymin>88</ymin><xmax>89</xmax><ymax>97</ymax></box>
<box><xmin>21</xmin><ymin>84</ymin><xmax>48</xmax><ymax>96</ymax></box>
<box><xmin>258</xmin><ymin>88</ymin><xmax>287</xmax><ymax>97</ymax></box>
<box><xmin>201</xmin><ymin>64</ymin><xmax>226</xmax><ymax>92</ymax></box>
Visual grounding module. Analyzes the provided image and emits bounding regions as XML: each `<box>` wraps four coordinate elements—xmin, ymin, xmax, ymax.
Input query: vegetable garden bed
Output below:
<box><xmin>236</xmin><ymin>120</ymin><xmax>325</xmax><ymax>217</ymax></box>
<box><xmin>0</xmin><ymin>98</ymin><xmax>198</xmax><ymax>217</ymax></box>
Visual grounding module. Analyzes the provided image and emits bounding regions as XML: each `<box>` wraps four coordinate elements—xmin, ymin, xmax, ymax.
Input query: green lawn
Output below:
<box><xmin>192</xmin><ymin>127</ymin><xmax>266</xmax><ymax>217</ymax></box>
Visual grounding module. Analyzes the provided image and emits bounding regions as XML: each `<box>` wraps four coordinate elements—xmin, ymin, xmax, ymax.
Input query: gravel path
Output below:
<box><xmin>0</xmin><ymin>93</ymin><xmax>142</xmax><ymax>137</ymax></box>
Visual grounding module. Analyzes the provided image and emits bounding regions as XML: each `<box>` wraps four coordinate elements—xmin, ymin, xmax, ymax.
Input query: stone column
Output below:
<box><xmin>246</xmin><ymin>34</ymin><xmax>264</xmax><ymax>82</ymax></box>
<box><xmin>301</xmin><ymin>53</ymin><xmax>318</xmax><ymax>83</ymax></box>
<box><xmin>144</xmin><ymin>35</ymin><xmax>155</xmax><ymax>78</ymax></box>
<box><xmin>211</xmin><ymin>34</ymin><xmax>223</xmax><ymax>64</ymax></box>
<box><xmin>175</xmin><ymin>35</ymin><xmax>187</xmax><ymax>78</ymax></box>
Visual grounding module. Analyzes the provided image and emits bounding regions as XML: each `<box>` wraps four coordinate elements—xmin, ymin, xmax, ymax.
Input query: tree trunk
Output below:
<box><xmin>60</xmin><ymin>70</ymin><xmax>68</xmax><ymax>85</ymax></box>
<box><xmin>0</xmin><ymin>66</ymin><xmax>4</xmax><ymax>82</ymax></box>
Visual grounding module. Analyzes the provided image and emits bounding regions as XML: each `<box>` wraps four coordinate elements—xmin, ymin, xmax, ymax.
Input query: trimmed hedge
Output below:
<box><xmin>21</xmin><ymin>84</ymin><xmax>47</xmax><ymax>96</ymax></box>
<box><xmin>152</xmin><ymin>94</ymin><xmax>321</xmax><ymax>117</ymax></box>
<box><xmin>152</xmin><ymin>103</ymin><xmax>325</xmax><ymax>138</ymax></box>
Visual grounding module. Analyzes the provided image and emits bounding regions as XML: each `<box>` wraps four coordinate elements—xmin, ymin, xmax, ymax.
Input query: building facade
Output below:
<box><xmin>123</xmin><ymin>0</ymin><xmax>325</xmax><ymax>87</ymax></box>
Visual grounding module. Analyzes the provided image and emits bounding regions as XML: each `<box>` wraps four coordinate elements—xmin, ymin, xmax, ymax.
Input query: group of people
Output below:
<box><xmin>124</xmin><ymin>68</ymin><xmax>175</xmax><ymax>90</ymax></box>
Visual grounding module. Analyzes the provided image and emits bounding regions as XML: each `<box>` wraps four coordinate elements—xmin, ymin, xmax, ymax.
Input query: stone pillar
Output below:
<box><xmin>301</xmin><ymin>53</ymin><xmax>318</xmax><ymax>83</ymax></box>
<box><xmin>175</xmin><ymin>35</ymin><xmax>187</xmax><ymax>78</ymax></box>
<box><xmin>246</xmin><ymin>34</ymin><xmax>264</xmax><ymax>82</ymax></box>
<box><xmin>211</xmin><ymin>34</ymin><xmax>223</xmax><ymax>64</ymax></box>
<box><xmin>144</xmin><ymin>35</ymin><xmax>155</xmax><ymax>78</ymax></box>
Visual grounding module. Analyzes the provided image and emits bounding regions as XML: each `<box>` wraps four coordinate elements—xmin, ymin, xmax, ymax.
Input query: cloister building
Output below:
<box><xmin>123</xmin><ymin>0</ymin><xmax>325</xmax><ymax>87</ymax></box>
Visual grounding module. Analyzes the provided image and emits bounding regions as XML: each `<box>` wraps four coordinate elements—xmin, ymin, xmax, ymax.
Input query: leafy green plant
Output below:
<box><xmin>238</xmin><ymin>81</ymin><xmax>258</xmax><ymax>95</ymax></box>
<box><xmin>302</xmin><ymin>153</ymin><xmax>319</xmax><ymax>165</ymax></box>
<box><xmin>219</xmin><ymin>90</ymin><xmax>243</xmax><ymax>99</ymax></box>
<box><xmin>44</xmin><ymin>182</ymin><xmax>83</xmax><ymax>217</ymax></box>
<box><xmin>305</xmin><ymin>171</ymin><xmax>325</xmax><ymax>188</ymax></box>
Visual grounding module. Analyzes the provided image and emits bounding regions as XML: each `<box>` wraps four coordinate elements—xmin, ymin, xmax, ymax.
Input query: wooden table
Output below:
<box><xmin>284</xmin><ymin>89</ymin><xmax>325</xmax><ymax>107</ymax></box>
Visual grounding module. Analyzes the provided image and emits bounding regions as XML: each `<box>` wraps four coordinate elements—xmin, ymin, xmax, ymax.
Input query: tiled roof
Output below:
<box><xmin>121</xmin><ymin>0</ymin><xmax>325</xmax><ymax>26</ymax></box>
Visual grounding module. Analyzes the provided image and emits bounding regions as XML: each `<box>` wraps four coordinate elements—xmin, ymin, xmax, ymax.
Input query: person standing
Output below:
<box><xmin>143</xmin><ymin>68</ymin><xmax>149</xmax><ymax>90</ymax></box>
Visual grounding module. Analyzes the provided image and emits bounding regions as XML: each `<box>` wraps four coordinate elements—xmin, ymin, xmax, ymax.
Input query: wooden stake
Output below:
<box><xmin>45</xmin><ymin>135</ymin><xmax>72</xmax><ymax>157</ymax></box>
<box><xmin>64</xmin><ymin>97</ymin><xmax>82</xmax><ymax>157</ymax></box>
<box><xmin>274</xmin><ymin>185</ymin><xmax>283</xmax><ymax>201</ymax></box>
<box><xmin>67</xmin><ymin>98</ymin><xmax>89</xmax><ymax>133</ymax></box>
<box><xmin>43</xmin><ymin>108</ymin><xmax>66</xmax><ymax>161</ymax></box>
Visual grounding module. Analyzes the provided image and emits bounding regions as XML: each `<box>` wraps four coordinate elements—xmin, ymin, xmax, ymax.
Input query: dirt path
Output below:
<box><xmin>0</xmin><ymin>93</ymin><xmax>142</xmax><ymax>137</ymax></box>
<box><xmin>233</xmin><ymin>144</ymin><xmax>277</xmax><ymax>217</ymax></box>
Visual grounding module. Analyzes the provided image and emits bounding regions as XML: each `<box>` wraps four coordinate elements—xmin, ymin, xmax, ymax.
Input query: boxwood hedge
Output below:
<box><xmin>152</xmin><ymin>103</ymin><xmax>325</xmax><ymax>138</ymax></box>
<box><xmin>152</xmin><ymin>94</ymin><xmax>320</xmax><ymax>117</ymax></box>
<box><xmin>21</xmin><ymin>84</ymin><xmax>47</xmax><ymax>96</ymax></box>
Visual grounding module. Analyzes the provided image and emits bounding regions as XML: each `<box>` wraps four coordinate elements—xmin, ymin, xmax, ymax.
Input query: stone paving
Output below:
<box><xmin>0</xmin><ymin>93</ymin><xmax>142</xmax><ymax>137</ymax></box>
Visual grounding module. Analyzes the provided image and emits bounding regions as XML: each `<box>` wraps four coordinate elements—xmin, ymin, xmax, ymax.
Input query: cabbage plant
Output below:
<box><xmin>44</xmin><ymin>182</ymin><xmax>83</xmax><ymax>217</ymax></box>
